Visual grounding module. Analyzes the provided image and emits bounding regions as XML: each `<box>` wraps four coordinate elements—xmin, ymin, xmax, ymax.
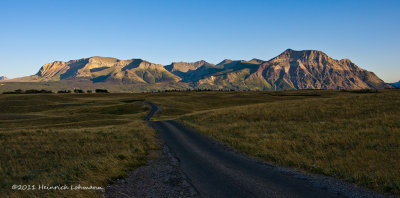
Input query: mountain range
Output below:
<box><xmin>0</xmin><ymin>76</ymin><xmax>7</xmax><ymax>81</ymax></box>
<box><xmin>4</xmin><ymin>49</ymin><xmax>392</xmax><ymax>90</ymax></box>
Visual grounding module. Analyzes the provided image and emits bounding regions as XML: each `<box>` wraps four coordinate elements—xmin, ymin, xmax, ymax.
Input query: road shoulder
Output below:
<box><xmin>105</xmin><ymin>140</ymin><xmax>199</xmax><ymax>198</ymax></box>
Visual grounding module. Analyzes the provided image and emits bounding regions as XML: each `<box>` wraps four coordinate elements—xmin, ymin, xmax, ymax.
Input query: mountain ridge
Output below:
<box><xmin>390</xmin><ymin>81</ymin><xmax>400</xmax><ymax>88</ymax></box>
<box><xmin>5</xmin><ymin>49</ymin><xmax>392</xmax><ymax>90</ymax></box>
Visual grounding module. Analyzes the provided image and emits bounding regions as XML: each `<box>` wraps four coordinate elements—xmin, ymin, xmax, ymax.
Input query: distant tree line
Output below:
<box><xmin>58</xmin><ymin>89</ymin><xmax>108</xmax><ymax>93</ymax></box>
<box><xmin>145</xmin><ymin>88</ymin><xmax>258</xmax><ymax>93</ymax></box>
<box><xmin>57</xmin><ymin>90</ymin><xmax>72</xmax><ymax>93</ymax></box>
<box><xmin>153</xmin><ymin>89</ymin><xmax>238</xmax><ymax>93</ymax></box>
<box><xmin>340</xmin><ymin>89</ymin><xmax>379</xmax><ymax>94</ymax></box>
<box><xmin>3</xmin><ymin>89</ymin><xmax>53</xmax><ymax>94</ymax></box>
<box><xmin>152</xmin><ymin>88</ymin><xmax>391</xmax><ymax>93</ymax></box>
<box><xmin>3</xmin><ymin>88</ymin><xmax>109</xmax><ymax>94</ymax></box>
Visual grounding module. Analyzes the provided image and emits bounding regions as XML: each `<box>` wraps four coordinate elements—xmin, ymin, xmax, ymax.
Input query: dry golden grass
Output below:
<box><xmin>1</xmin><ymin>90</ymin><xmax>326</xmax><ymax>197</ymax></box>
<box><xmin>0</xmin><ymin>94</ymin><xmax>158</xmax><ymax>198</ymax></box>
<box><xmin>2</xmin><ymin>90</ymin><xmax>399</xmax><ymax>196</ymax></box>
<box><xmin>179</xmin><ymin>90</ymin><xmax>400</xmax><ymax>195</ymax></box>
<box><xmin>145</xmin><ymin>90</ymin><xmax>325</xmax><ymax>120</ymax></box>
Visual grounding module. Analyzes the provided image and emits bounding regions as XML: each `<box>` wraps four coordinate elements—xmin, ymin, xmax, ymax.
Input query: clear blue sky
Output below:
<box><xmin>0</xmin><ymin>0</ymin><xmax>399</xmax><ymax>82</ymax></box>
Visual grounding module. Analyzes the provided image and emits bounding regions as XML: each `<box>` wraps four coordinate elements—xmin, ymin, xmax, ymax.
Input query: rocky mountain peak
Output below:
<box><xmin>165</xmin><ymin>60</ymin><xmax>214</xmax><ymax>73</ymax></box>
<box><xmin>274</xmin><ymin>49</ymin><xmax>328</xmax><ymax>60</ymax></box>
<box><xmin>88</xmin><ymin>56</ymin><xmax>119</xmax><ymax>65</ymax></box>
<box><xmin>194</xmin><ymin>60</ymin><xmax>210</xmax><ymax>66</ymax></box>
<box><xmin>217</xmin><ymin>59</ymin><xmax>233</xmax><ymax>65</ymax></box>
<box><xmin>248</xmin><ymin>58</ymin><xmax>264</xmax><ymax>64</ymax></box>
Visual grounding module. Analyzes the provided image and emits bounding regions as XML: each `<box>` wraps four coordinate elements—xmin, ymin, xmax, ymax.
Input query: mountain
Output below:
<box><xmin>0</xmin><ymin>76</ymin><xmax>7</xmax><ymax>81</ymax></box>
<box><xmin>165</xmin><ymin>60</ymin><xmax>216</xmax><ymax>82</ymax></box>
<box><xmin>165</xmin><ymin>60</ymin><xmax>214</xmax><ymax>73</ymax></box>
<box><xmin>10</xmin><ymin>56</ymin><xmax>181</xmax><ymax>84</ymax></box>
<box><xmin>7</xmin><ymin>49</ymin><xmax>391</xmax><ymax>90</ymax></box>
<box><xmin>195</xmin><ymin>49</ymin><xmax>390</xmax><ymax>90</ymax></box>
<box><xmin>390</xmin><ymin>81</ymin><xmax>400</xmax><ymax>88</ymax></box>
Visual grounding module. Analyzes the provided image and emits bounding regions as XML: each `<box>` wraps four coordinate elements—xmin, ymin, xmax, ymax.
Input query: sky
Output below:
<box><xmin>0</xmin><ymin>0</ymin><xmax>399</xmax><ymax>82</ymax></box>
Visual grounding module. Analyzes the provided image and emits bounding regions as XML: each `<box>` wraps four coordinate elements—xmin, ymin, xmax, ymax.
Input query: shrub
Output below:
<box><xmin>95</xmin><ymin>89</ymin><xmax>109</xmax><ymax>93</ymax></box>
<box><xmin>57</xmin><ymin>90</ymin><xmax>72</xmax><ymax>94</ymax></box>
<box><xmin>74</xmin><ymin>89</ymin><xmax>84</xmax><ymax>93</ymax></box>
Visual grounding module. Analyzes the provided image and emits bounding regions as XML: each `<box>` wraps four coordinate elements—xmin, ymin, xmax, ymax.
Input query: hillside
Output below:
<box><xmin>5</xmin><ymin>49</ymin><xmax>391</xmax><ymax>90</ymax></box>
<box><xmin>390</xmin><ymin>81</ymin><xmax>400</xmax><ymax>88</ymax></box>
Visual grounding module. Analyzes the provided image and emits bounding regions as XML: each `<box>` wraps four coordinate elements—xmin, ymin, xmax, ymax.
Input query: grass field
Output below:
<box><xmin>176</xmin><ymin>90</ymin><xmax>400</xmax><ymax>195</ymax></box>
<box><xmin>0</xmin><ymin>94</ymin><xmax>158</xmax><ymax>198</ymax></box>
<box><xmin>1</xmin><ymin>89</ymin><xmax>399</xmax><ymax>197</ymax></box>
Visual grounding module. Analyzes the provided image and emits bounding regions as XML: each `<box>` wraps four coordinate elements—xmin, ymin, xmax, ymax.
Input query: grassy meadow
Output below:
<box><xmin>176</xmin><ymin>90</ymin><xmax>400</xmax><ymax>195</ymax></box>
<box><xmin>1</xmin><ymin>89</ymin><xmax>399</xmax><ymax>197</ymax></box>
<box><xmin>0</xmin><ymin>93</ymin><xmax>158</xmax><ymax>198</ymax></box>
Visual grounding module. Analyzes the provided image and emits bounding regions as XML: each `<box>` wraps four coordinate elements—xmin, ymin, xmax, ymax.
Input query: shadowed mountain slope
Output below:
<box><xmin>390</xmin><ymin>81</ymin><xmax>400</xmax><ymax>88</ymax></box>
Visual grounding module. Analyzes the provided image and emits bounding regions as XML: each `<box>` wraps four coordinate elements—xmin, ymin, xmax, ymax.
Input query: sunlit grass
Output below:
<box><xmin>0</xmin><ymin>94</ymin><xmax>158</xmax><ymax>198</ymax></box>
<box><xmin>2</xmin><ymin>90</ymin><xmax>399</xmax><ymax>196</ymax></box>
<box><xmin>179</xmin><ymin>90</ymin><xmax>400</xmax><ymax>195</ymax></box>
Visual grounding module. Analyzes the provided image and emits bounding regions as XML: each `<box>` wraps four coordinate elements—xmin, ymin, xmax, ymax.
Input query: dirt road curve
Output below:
<box><xmin>146</xmin><ymin>102</ymin><xmax>394</xmax><ymax>198</ymax></box>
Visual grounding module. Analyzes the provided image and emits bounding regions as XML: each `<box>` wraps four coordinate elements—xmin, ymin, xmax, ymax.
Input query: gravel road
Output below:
<box><xmin>106</xmin><ymin>102</ymin><xmax>397</xmax><ymax>198</ymax></box>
